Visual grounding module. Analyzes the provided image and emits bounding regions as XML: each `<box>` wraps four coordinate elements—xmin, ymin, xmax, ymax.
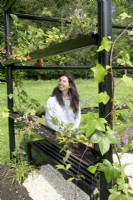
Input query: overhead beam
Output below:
<box><xmin>14</xmin><ymin>13</ymin><xmax>70</xmax><ymax>23</ymax></box>
<box><xmin>112</xmin><ymin>25</ymin><xmax>133</xmax><ymax>30</ymax></box>
<box><xmin>5</xmin><ymin>32</ymin><xmax>98</xmax><ymax>65</ymax></box>
<box><xmin>3</xmin><ymin>0</ymin><xmax>16</xmax><ymax>12</ymax></box>
<box><xmin>11</xmin><ymin>66</ymin><xmax>93</xmax><ymax>70</ymax></box>
<box><xmin>9</xmin><ymin>65</ymin><xmax>133</xmax><ymax>70</ymax></box>
<box><xmin>29</xmin><ymin>32</ymin><xmax>98</xmax><ymax>59</ymax></box>
<box><xmin>14</xmin><ymin>14</ymin><xmax>133</xmax><ymax>30</ymax></box>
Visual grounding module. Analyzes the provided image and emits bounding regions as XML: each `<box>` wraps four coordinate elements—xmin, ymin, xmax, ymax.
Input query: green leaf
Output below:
<box><xmin>91</xmin><ymin>63</ymin><xmax>108</xmax><ymax>83</ymax></box>
<box><xmin>90</xmin><ymin>131</ymin><xmax>104</xmax><ymax>143</ymax></box>
<box><xmin>99</xmin><ymin>160</ymin><xmax>122</xmax><ymax>183</ymax></box>
<box><xmin>108</xmin><ymin>191</ymin><xmax>126</xmax><ymax>200</ymax></box>
<box><xmin>16</xmin><ymin>23</ymin><xmax>23</xmax><ymax>27</ymax></box>
<box><xmin>106</xmin><ymin>65</ymin><xmax>111</xmax><ymax>70</ymax></box>
<box><xmin>66</xmin><ymin>164</ymin><xmax>71</xmax><ymax>170</ymax></box>
<box><xmin>116</xmin><ymin>177</ymin><xmax>125</xmax><ymax>191</ymax></box>
<box><xmin>97</xmin><ymin>37</ymin><xmax>112</xmax><ymax>52</ymax></box>
<box><xmin>63</xmin><ymin>150</ymin><xmax>71</xmax><ymax>162</ymax></box>
<box><xmin>128</xmin><ymin>30</ymin><xmax>133</xmax><ymax>36</ymax></box>
<box><xmin>67</xmin><ymin>177</ymin><xmax>75</xmax><ymax>182</ymax></box>
<box><xmin>99</xmin><ymin>136</ymin><xmax>110</xmax><ymax>155</ymax></box>
<box><xmin>112</xmin><ymin>165</ymin><xmax>121</xmax><ymax>179</ymax></box>
<box><xmin>94</xmin><ymin>92</ymin><xmax>110</xmax><ymax>104</ymax></box>
<box><xmin>117</xmin><ymin>58</ymin><xmax>125</xmax><ymax>66</ymax></box>
<box><xmin>82</xmin><ymin>112</ymin><xmax>94</xmax><ymax>125</ymax></box>
<box><xmin>87</xmin><ymin>162</ymin><xmax>101</xmax><ymax>174</ymax></box>
<box><xmin>118</xmin><ymin>51</ymin><xmax>133</xmax><ymax>67</ymax></box>
<box><xmin>105</xmin><ymin>130</ymin><xmax>118</xmax><ymax>144</ymax></box>
<box><xmin>116</xmin><ymin>112</ymin><xmax>128</xmax><ymax>123</ymax></box>
<box><xmin>119</xmin><ymin>12</ymin><xmax>131</xmax><ymax>20</ymax></box>
<box><xmin>96</xmin><ymin>118</ymin><xmax>106</xmax><ymax>131</ymax></box>
<box><xmin>83</xmin><ymin>112</ymin><xmax>106</xmax><ymax>138</ymax></box>
<box><xmin>99</xmin><ymin>159</ymin><xmax>115</xmax><ymax>182</ymax></box>
<box><xmin>10</xmin><ymin>14</ymin><xmax>19</xmax><ymax>22</ymax></box>
<box><xmin>56</xmin><ymin>164</ymin><xmax>65</xmax><ymax>170</ymax></box>
<box><xmin>82</xmin><ymin>112</ymin><xmax>96</xmax><ymax>137</ymax></box>
<box><xmin>121</xmin><ymin>75</ymin><xmax>133</xmax><ymax>87</ymax></box>
<box><xmin>86</xmin><ymin>118</ymin><xmax>97</xmax><ymax>137</ymax></box>
<box><xmin>76</xmin><ymin>134</ymin><xmax>88</xmax><ymax>143</ymax></box>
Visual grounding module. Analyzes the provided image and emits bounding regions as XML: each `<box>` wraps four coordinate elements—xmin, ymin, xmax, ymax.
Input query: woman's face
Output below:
<box><xmin>58</xmin><ymin>76</ymin><xmax>70</xmax><ymax>93</ymax></box>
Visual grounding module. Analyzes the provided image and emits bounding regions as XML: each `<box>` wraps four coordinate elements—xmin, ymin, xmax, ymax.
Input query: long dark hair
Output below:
<box><xmin>51</xmin><ymin>74</ymin><xmax>80</xmax><ymax>114</ymax></box>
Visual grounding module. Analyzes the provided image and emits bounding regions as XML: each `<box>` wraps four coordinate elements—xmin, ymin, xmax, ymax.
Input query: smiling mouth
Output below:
<box><xmin>59</xmin><ymin>85</ymin><xmax>63</xmax><ymax>88</ymax></box>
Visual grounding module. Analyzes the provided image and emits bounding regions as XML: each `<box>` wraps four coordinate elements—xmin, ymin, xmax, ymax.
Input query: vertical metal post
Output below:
<box><xmin>7</xmin><ymin>66</ymin><xmax>15</xmax><ymax>159</ymax></box>
<box><xmin>5</xmin><ymin>12</ymin><xmax>12</xmax><ymax>59</ymax></box>
<box><xmin>97</xmin><ymin>0</ymin><xmax>113</xmax><ymax>200</ymax></box>
<box><xmin>5</xmin><ymin>11</ymin><xmax>15</xmax><ymax>159</ymax></box>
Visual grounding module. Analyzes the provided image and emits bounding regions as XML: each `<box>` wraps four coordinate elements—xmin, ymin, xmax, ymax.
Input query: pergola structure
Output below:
<box><xmin>3</xmin><ymin>0</ymin><xmax>132</xmax><ymax>199</ymax></box>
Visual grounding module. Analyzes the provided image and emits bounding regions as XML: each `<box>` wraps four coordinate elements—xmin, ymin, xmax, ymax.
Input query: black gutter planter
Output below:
<box><xmin>27</xmin><ymin>139</ymin><xmax>100</xmax><ymax>199</ymax></box>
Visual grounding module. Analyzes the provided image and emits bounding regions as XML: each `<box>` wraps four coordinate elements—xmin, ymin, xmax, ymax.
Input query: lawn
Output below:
<box><xmin>18</xmin><ymin>78</ymin><xmax>98</xmax><ymax>109</ymax></box>
<box><xmin>0</xmin><ymin>78</ymin><xmax>133</xmax><ymax>164</ymax></box>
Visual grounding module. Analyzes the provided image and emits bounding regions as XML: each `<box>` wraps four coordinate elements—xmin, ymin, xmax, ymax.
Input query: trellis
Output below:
<box><xmin>3</xmin><ymin>0</ymin><xmax>132</xmax><ymax>199</ymax></box>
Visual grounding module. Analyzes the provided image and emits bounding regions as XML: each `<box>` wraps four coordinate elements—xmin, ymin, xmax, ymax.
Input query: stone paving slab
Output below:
<box><xmin>23</xmin><ymin>164</ymin><xmax>90</xmax><ymax>200</ymax></box>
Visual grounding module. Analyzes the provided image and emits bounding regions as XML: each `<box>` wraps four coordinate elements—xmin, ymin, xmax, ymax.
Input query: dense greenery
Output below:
<box><xmin>0</xmin><ymin>0</ymin><xmax>133</xmax><ymax>80</ymax></box>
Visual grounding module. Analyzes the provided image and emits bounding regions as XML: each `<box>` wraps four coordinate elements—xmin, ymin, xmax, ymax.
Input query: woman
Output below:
<box><xmin>45</xmin><ymin>74</ymin><xmax>81</xmax><ymax>132</ymax></box>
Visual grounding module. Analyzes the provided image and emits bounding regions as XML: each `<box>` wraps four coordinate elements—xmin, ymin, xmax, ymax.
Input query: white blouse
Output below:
<box><xmin>45</xmin><ymin>96</ymin><xmax>81</xmax><ymax>132</ymax></box>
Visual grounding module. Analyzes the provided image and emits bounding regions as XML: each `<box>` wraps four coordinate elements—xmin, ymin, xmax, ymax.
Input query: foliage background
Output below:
<box><xmin>0</xmin><ymin>0</ymin><xmax>133</xmax><ymax>80</ymax></box>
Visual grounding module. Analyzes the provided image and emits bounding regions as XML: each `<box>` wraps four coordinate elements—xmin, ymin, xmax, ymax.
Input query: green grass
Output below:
<box><xmin>16</xmin><ymin>79</ymin><xmax>98</xmax><ymax>108</ymax></box>
<box><xmin>0</xmin><ymin>78</ymin><xmax>133</xmax><ymax>164</ymax></box>
<box><xmin>0</xmin><ymin>118</ymin><xmax>9</xmax><ymax>163</ymax></box>
<box><xmin>0</xmin><ymin>83</ymin><xmax>10</xmax><ymax>164</ymax></box>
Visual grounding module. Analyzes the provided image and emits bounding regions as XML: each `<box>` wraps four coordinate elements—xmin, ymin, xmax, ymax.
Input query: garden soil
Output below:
<box><xmin>0</xmin><ymin>165</ymin><xmax>32</xmax><ymax>200</ymax></box>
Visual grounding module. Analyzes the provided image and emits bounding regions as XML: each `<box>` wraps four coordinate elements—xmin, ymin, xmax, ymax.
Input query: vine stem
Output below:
<box><xmin>106</xmin><ymin>21</ymin><xmax>133</xmax><ymax>127</ymax></box>
<box><xmin>113</xmin><ymin>145</ymin><xmax>121</xmax><ymax>165</ymax></box>
<box><xmin>110</xmin><ymin>21</ymin><xmax>133</xmax><ymax>67</ymax></box>
<box><xmin>74</xmin><ymin>145</ymin><xmax>89</xmax><ymax>200</ymax></box>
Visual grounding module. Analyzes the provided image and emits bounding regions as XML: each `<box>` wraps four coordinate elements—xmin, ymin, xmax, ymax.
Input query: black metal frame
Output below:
<box><xmin>4</xmin><ymin>0</ymin><xmax>132</xmax><ymax>199</ymax></box>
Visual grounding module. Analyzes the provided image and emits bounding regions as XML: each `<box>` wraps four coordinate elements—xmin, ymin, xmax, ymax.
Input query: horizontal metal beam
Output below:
<box><xmin>3</xmin><ymin>0</ymin><xmax>16</xmax><ymax>12</ymax></box>
<box><xmin>14</xmin><ymin>13</ymin><xmax>70</xmax><ymax>23</ymax></box>
<box><xmin>112</xmin><ymin>25</ymin><xmax>133</xmax><ymax>30</ymax></box>
<box><xmin>12</xmin><ymin>13</ymin><xmax>133</xmax><ymax>30</ymax></box>
<box><xmin>7</xmin><ymin>65</ymin><xmax>133</xmax><ymax>70</ymax></box>
<box><xmin>29</xmin><ymin>32</ymin><xmax>98</xmax><ymax>60</ymax></box>
<box><xmin>11</xmin><ymin>66</ymin><xmax>93</xmax><ymax>70</ymax></box>
<box><xmin>5</xmin><ymin>32</ymin><xmax>98</xmax><ymax>65</ymax></box>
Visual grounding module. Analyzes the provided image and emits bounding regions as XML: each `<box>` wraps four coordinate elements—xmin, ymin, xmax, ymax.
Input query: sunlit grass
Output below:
<box><xmin>15</xmin><ymin>79</ymin><xmax>98</xmax><ymax>108</ymax></box>
<box><xmin>0</xmin><ymin>118</ymin><xmax>9</xmax><ymax>164</ymax></box>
